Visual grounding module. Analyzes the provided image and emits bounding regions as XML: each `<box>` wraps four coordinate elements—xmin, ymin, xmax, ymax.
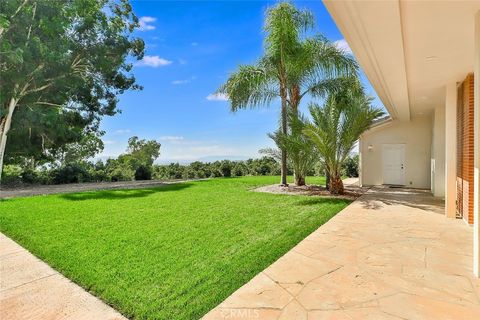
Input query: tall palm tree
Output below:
<box><xmin>304</xmin><ymin>83</ymin><xmax>384</xmax><ymax>194</ymax></box>
<box><xmin>218</xmin><ymin>2</ymin><xmax>357</xmax><ymax>186</ymax></box>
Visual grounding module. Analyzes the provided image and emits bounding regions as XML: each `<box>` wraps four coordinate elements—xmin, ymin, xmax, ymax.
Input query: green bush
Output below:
<box><xmin>220</xmin><ymin>160</ymin><xmax>232</xmax><ymax>177</ymax></box>
<box><xmin>109</xmin><ymin>167</ymin><xmax>134</xmax><ymax>182</ymax></box>
<box><xmin>37</xmin><ymin>169</ymin><xmax>53</xmax><ymax>185</ymax></box>
<box><xmin>134</xmin><ymin>165</ymin><xmax>152</xmax><ymax>180</ymax></box>
<box><xmin>314</xmin><ymin>161</ymin><xmax>326</xmax><ymax>177</ymax></box>
<box><xmin>1</xmin><ymin>165</ymin><xmax>23</xmax><ymax>185</ymax></box>
<box><xmin>51</xmin><ymin>164</ymin><xmax>91</xmax><ymax>184</ymax></box>
<box><xmin>342</xmin><ymin>155</ymin><xmax>359</xmax><ymax>178</ymax></box>
<box><xmin>21</xmin><ymin>169</ymin><xmax>39</xmax><ymax>184</ymax></box>
<box><xmin>182</xmin><ymin>167</ymin><xmax>196</xmax><ymax>179</ymax></box>
<box><xmin>232</xmin><ymin>163</ymin><xmax>247</xmax><ymax>176</ymax></box>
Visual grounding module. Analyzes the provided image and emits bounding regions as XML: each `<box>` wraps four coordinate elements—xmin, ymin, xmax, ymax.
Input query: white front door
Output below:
<box><xmin>382</xmin><ymin>144</ymin><xmax>405</xmax><ymax>185</ymax></box>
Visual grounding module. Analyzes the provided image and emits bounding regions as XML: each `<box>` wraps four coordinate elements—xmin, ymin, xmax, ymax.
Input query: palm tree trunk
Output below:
<box><xmin>294</xmin><ymin>173</ymin><xmax>305</xmax><ymax>186</ymax></box>
<box><xmin>329</xmin><ymin>174</ymin><xmax>344</xmax><ymax>195</ymax></box>
<box><xmin>325</xmin><ymin>169</ymin><xmax>330</xmax><ymax>190</ymax></box>
<box><xmin>280</xmin><ymin>94</ymin><xmax>288</xmax><ymax>186</ymax></box>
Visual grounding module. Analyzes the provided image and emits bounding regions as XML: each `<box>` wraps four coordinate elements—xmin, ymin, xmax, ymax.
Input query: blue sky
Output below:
<box><xmin>99</xmin><ymin>0</ymin><xmax>384</xmax><ymax>164</ymax></box>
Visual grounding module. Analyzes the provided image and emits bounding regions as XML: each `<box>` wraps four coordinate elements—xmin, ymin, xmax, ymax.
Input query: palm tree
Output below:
<box><xmin>218</xmin><ymin>2</ymin><xmax>357</xmax><ymax>186</ymax></box>
<box><xmin>304</xmin><ymin>82</ymin><xmax>384</xmax><ymax>194</ymax></box>
<box><xmin>269</xmin><ymin>110</ymin><xmax>316</xmax><ymax>186</ymax></box>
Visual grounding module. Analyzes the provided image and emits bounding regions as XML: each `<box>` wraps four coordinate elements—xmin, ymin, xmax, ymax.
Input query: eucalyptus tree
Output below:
<box><xmin>304</xmin><ymin>82</ymin><xmax>384</xmax><ymax>194</ymax></box>
<box><xmin>0</xmin><ymin>0</ymin><xmax>144</xmax><ymax>181</ymax></box>
<box><xmin>218</xmin><ymin>2</ymin><xmax>357</xmax><ymax>186</ymax></box>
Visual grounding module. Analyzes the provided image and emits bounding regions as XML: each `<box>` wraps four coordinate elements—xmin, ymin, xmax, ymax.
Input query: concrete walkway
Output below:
<box><xmin>0</xmin><ymin>233</ymin><xmax>126</xmax><ymax>320</ymax></box>
<box><xmin>204</xmin><ymin>187</ymin><xmax>480</xmax><ymax>319</ymax></box>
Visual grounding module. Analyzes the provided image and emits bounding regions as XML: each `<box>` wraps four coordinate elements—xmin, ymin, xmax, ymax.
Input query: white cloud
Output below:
<box><xmin>138</xmin><ymin>16</ymin><xmax>156</xmax><ymax>31</ymax></box>
<box><xmin>114</xmin><ymin>129</ymin><xmax>131</xmax><ymax>134</ymax></box>
<box><xmin>206</xmin><ymin>93</ymin><xmax>228</xmax><ymax>101</ymax></box>
<box><xmin>172</xmin><ymin>79</ymin><xmax>190</xmax><ymax>85</ymax></box>
<box><xmin>159</xmin><ymin>135</ymin><xmax>184</xmax><ymax>141</ymax></box>
<box><xmin>172</xmin><ymin>76</ymin><xmax>196</xmax><ymax>85</ymax></box>
<box><xmin>135</xmin><ymin>55</ymin><xmax>172</xmax><ymax>67</ymax></box>
<box><xmin>103</xmin><ymin>140</ymin><xmax>116</xmax><ymax>145</ymax></box>
<box><xmin>334</xmin><ymin>39</ymin><xmax>353</xmax><ymax>54</ymax></box>
<box><xmin>191</xmin><ymin>42</ymin><xmax>199</xmax><ymax>46</ymax></box>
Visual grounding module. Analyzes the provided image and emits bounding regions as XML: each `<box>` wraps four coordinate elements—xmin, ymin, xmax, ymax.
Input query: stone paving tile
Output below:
<box><xmin>378</xmin><ymin>292</ymin><xmax>480</xmax><ymax>320</ymax></box>
<box><xmin>0</xmin><ymin>234</ymin><xmax>126</xmax><ymax>320</ymax></box>
<box><xmin>263</xmin><ymin>251</ymin><xmax>341</xmax><ymax>285</ymax></box>
<box><xmin>0</xmin><ymin>251</ymin><xmax>57</xmax><ymax>290</ymax></box>
<box><xmin>296</xmin><ymin>266</ymin><xmax>398</xmax><ymax>310</ymax></box>
<box><xmin>218</xmin><ymin>273</ymin><xmax>292</xmax><ymax>310</ymax></box>
<box><xmin>277</xmin><ymin>300</ymin><xmax>307</xmax><ymax>320</ymax></box>
<box><xmin>203</xmin><ymin>187</ymin><xmax>480</xmax><ymax>319</ymax></box>
<box><xmin>0</xmin><ymin>233</ymin><xmax>26</xmax><ymax>257</ymax></box>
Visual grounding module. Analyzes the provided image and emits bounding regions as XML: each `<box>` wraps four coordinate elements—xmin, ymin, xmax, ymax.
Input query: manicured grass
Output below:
<box><xmin>0</xmin><ymin>176</ymin><xmax>349</xmax><ymax>320</ymax></box>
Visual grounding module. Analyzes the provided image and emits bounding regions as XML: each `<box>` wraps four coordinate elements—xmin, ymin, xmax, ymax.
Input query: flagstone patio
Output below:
<box><xmin>204</xmin><ymin>187</ymin><xmax>480</xmax><ymax>319</ymax></box>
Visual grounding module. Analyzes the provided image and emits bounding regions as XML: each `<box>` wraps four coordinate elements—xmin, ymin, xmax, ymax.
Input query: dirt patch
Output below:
<box><xmin>253</xmin><ymin>183</ymin><xmax>368</xmax><ymax>201</ymax></box>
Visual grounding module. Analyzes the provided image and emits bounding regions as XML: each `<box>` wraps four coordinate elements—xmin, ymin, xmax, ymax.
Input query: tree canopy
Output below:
<box><xmin>0</xmin><ymin>0</ymin><xmax>145</xmax><ymax>180</ymax></box>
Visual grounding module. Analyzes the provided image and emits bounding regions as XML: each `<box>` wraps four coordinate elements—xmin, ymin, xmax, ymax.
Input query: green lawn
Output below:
<box><xmin>0</xmin><ymin>176</ymin><xmax>349</xmax><ymax>319</ymax></box>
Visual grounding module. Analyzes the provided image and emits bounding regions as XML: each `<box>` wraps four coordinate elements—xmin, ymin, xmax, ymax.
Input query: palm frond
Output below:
<box><xmin>217</xmin><ymin>64</ymin><xmax>278</xmax><ymax>112</ymax></box>
<box><xmin>305</xmin><ymin>88</ymin><xmax>384</xmax><ymax>180</ymax></box>
<box><xmin>271</xmin><ymin>109</ymin><xmax>317</xmax><ymax>179</ymax></box>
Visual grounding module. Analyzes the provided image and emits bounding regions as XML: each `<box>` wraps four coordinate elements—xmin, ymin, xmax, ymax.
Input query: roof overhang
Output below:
<box><xmin>324</xmin><ymin>0</ymin><xmax>480</xmax><ymax>122</ymax></box>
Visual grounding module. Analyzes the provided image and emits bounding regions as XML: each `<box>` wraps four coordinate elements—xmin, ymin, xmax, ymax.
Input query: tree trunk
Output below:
<box><xmin>280</xmin><ymin>96</ymin><xmax>288</xmax><ymax>186</ymax></box>
<box><xmin>325</xmin><ymin>169</ymin><xmax>330</xmax><ymax>190</ymax></box>
<box><xmin>0</xmin><ymin>97</ymin><xmax>17</xmax><ymax>182</ymax></box>
<box><xmin>294</xmin><ymin>173</ymin><xmax>305</xmax><ymax>186</ymax></box>
<box><xmin>329</xmin><ymin>175</ymin><xmax>344</xmax><ymax>195</ymax></box>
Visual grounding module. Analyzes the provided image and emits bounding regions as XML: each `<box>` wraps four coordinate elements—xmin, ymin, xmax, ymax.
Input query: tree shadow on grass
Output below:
<box><xmin>294</xmin><ymin>197</ymin><xmax>351</xmax><ymax>207</ymax></box>
<box><xmin>59</xmin><ymin>183</ymin><xmax>193</xmax><ymax>201</ymax></box>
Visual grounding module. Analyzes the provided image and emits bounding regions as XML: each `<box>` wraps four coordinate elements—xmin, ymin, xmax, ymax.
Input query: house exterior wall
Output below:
<box><xmin>457</xmin><ymin>74</ymin><xmax>475</xmax><ymax>224</ymax></box>
<box><xmin>360</xmin><ymin>117</ymin><xmax>432</xmax><ymax>189</ymax></box>
<box><xmin>445</xmin><ymin>83</ymin><xmax>458</xmax><ymax>218</ymax></box>
<box><xmin>473</xmin><ymin>9</ymin><xmax>480</xmax><ymax>277</ymax></box>
<box><xmin>432</xmin><ymin>105</ymin><xmax>446</xmax><ymax>197</ymax></box>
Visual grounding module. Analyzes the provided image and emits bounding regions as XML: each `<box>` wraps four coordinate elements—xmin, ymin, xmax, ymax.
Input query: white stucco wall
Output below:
<box><xmin>432</xmin><ymin>105</ymin><xmax>446</xmax><ymax>197</ymax></box>
<box><xmin>359</xmin><ymin>117</ymin><xmax>432</xmax><ymax>189</ymax></box>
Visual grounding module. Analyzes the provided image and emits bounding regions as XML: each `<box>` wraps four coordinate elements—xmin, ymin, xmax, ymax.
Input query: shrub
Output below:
<box><xmin>314</xmin><ymin>161</ymin><xmax>326</xmax><ymax>177</ymax></box>
<box><xmin>37</xmin><ymin>169</ymin><xmax>53</xmax><ymax>185</ymax></box>
<box><xmin>110</xmin><ymin>167</ymin><xmax>134</xmax><ymax>182</ymax></box>
<box><xmin>232</xmin><ymin>163</ymin><xmax>247</xmax><ymax>176</ymax></box>
<box><xmin>182</xmin><ymin>167</ymin><xmax>196</xmax><ymax>179</ymax></box>
<box><xmin>21</xmin><ymin>169</ymin><xmax>39</xmax><ymax>184</ymax></box>
<box><xmin>1</xmin><ymin>165</ymin><xmax>23</xmax><ymax>185</ymax></box>
<box><xmin>134</xmin><ymin>165</ymin><xmax>152</xmax><ymax>180</ymax></box>
<box><xmin>51</xmin><ymin>164</ymin><xmax>90</xmax><ymax>184</ymax></box>
<box><xmin>342</xmin><ymin>155</ymin><xmax>359</xmax><ymax>177</ymax></box>
<box><xmin>220</xmin><ymin>160</ymin><xmax>232</xmax><ymax>177</ymax></box>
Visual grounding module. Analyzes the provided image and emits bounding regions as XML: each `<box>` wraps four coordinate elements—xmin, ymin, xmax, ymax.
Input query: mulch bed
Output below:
<box><xmin>253</xmin><ymin>183</ymin><xmax>369</xmax><ymax>201</ymax></box>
